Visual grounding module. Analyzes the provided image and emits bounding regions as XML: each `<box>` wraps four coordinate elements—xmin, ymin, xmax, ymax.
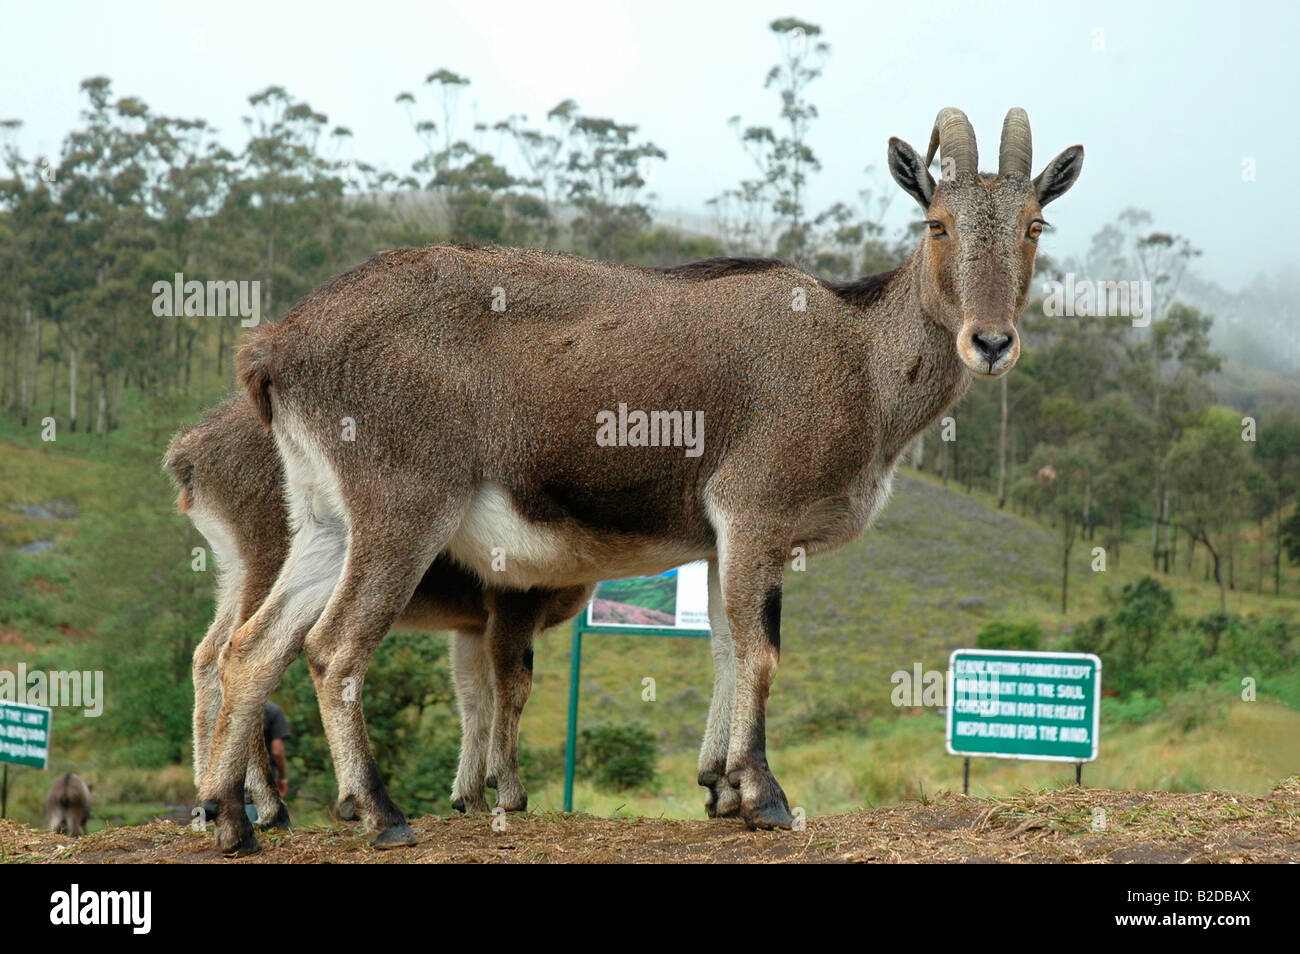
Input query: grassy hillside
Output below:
<box><xmin>1</xmin><ymin>400</ymin><xmax>1298</xmax><ymax>831</ymax></box>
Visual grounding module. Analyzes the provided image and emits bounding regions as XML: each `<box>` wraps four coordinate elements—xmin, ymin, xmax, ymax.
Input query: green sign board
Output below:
<box><xmin>0</xmin><ymin>700</ymin><xmax>52</xmax><ymax>769</ymax></box>
<box><xmin>946</xmin><ymin>650</ymin><xmax>1100</xmax><ymax>763</ymax></box>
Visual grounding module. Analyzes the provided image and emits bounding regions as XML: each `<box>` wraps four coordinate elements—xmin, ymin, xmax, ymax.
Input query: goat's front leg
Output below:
<box><xmin>698</xmin><ymin>558</ymin><xmax>741</xmax><ymax>818</ymax></box>
<box><xmin>719</xmin><ymin>529</ymin><xmax>793</xmax><ymax>830</ymax></box>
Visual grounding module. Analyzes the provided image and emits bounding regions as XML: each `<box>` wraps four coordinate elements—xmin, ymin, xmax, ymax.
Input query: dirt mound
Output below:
<box><xmin>3</xmin><ymin>778</ymin><xmax>1297</xmax><ymax>864</ymax></box>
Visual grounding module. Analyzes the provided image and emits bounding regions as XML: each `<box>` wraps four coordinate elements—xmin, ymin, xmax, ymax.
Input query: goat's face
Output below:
<box><xmin>888</xmin><ymin>109</ymin><xmax>1083</xmax><ymax>379</ymax></box>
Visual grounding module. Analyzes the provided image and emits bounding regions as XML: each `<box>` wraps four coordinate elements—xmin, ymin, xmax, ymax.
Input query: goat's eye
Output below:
<box><xmin>1026</xmin><ymin>221</ymin><xmax>1044</xmax><ymax>240</ymax></box>
<box><xmin>927</xmin><ymin>220</ymin><xmax>947</xmax><ymax>238</ymax></box>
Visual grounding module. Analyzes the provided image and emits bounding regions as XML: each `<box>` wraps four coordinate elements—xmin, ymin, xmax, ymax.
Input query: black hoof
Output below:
<box><xmin>485</xmin><ymin>774</ymin><xmax>498</xmax><ymax>789</ymax></box>
<box><xmin>255</xmin><ymin>803</ymin><xmax>292</xmax><ymax>831</ymax></box>
<box><xmin>220</xmin><ymin>827</ymin><xmax>261</xmax><ymax>857</ymax></box>
<box><xmin>713</xmin><ymin>784</ymin><xmax>742</xmax><ymax>819</ymax></box>
<box><xmin>452</xmin><ymin>792</ymin><xmax>490</xmax><ymax>814</ymax></box>
<box><xmin>744</xmin><ymin>804</ymin><xmax>794</xmax><ymax>831</ymax></box>
<box><xmin>335</xmin><ymin>795</ymin><xmax>357</xmax><ymax>822</ymax></box>
<box><xmin>700</xmin><ymin>771</ymin><xmax>740</xmax><ymax>819</ymax></box>
<box><xmin>497</xmin><ymin>794</ymin><xmax>528</xmax><ymax>813</ymax></box>
<box><xmin>371</xmin><ymin>823</ymin><xmax>417</xmax><ymax>849</ymax></box>
<box><xmin>201</xmin><ymin>799</ymin><xmax>220</xmax><ymax>822</ymax></box>
<box><xmin>743</xmin><ymin>797</ymin><xmax>794</xmax><ymax>831</ymax></box>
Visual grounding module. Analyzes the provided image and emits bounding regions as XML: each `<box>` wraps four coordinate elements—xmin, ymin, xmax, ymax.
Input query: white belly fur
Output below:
<box><xmin>447</xmin><ymin>482</ymin><xmax>704</xmax><ymax>589</ymax></box>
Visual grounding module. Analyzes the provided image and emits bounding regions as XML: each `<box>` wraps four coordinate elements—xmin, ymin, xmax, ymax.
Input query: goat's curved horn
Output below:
<box><xmin>924</xmin><ymin>107</ymin><xmax>978</xmax><ymax>178</ymax></box>
<box><xmin>998</xmin><ymin>107</ymin><xmax>1032</xmax><ymax>178</ymax></box>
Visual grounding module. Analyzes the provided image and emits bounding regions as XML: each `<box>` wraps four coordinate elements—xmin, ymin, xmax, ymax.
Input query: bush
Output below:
<box><xmin>975</xmin><ymin>620</ymin><xmax>1043</xmax><ymax>651</ymax></box>
<box><xmin>1164</xmin><ymin>686</ymin><xmax>1227</xmax><ymax>734</ymax></box>
<box><xmin>1101</xmin><ymin>690</ymin><xmax>1164</xmax><ymax>728</ymax></box>
<box><xmin>578</xmin><ymin>722</ymin><xmax>657</xmax><ymax>791</ymax></box>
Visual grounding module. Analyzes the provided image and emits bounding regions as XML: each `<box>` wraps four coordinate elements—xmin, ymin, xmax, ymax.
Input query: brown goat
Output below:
<box><xmin>164</xmin><ymin>396</ymin><xmax>590</xmax><ymax>837</ymax></box>
<box><xmin>45</xmin><ymin>772</ymin><xmax>92</xmax><ymax>837</ymax></box>
<box><xmin>196</xmin><ymin>107</ymin><xmax>1082</xmax><ymax>854</ymax></box>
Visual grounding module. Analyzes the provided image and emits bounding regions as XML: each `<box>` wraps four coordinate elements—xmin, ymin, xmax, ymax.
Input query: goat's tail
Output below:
<box><xmin>237</xmin><ymin>324</ymin><xmax>277</xmax><ymax>427</ymax></box>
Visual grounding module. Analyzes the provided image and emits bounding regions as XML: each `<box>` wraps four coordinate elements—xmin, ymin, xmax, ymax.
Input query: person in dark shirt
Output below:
<box><xmin>245</xmin><ymin>701</ymin><xmax>292</xmax><ymax>821</ymax></box>
<box><xmin>263</xmin><ymin>700</ymin><xmax>292</xmax><ymax>797</ymax></box>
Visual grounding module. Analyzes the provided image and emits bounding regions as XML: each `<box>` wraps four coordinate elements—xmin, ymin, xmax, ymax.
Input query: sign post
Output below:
<box><xmin>0</xmin><ymin>699</ymin><xmax>53</xmax><ymax>819</ymax></box>
<box><xmin>562</xmin><ymin>562</ymin><xmax>711</xmax><ymax>812</ymax></box>
<box><xmin>946</xmin><ymin>649</ymin><xmax>1100</xmax><ymax>792</ymax></box>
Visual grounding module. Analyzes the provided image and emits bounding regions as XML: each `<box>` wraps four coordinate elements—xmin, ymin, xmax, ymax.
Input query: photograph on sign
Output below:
<box><xmin>945</xmin><ymin>650</ymin><xmax>1101</xmax><ymax>763</ymax></box>
<box><xmin>586</xmin><ymin>560</ymin><xmax>710</xmax><ymax>632</ymax></box>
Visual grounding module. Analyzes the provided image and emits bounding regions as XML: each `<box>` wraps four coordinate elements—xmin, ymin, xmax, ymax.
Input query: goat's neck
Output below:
<box><xmin>854</xmin><ymin>256</ymin><xmax>971</xmax><ymax>462</ymax></box>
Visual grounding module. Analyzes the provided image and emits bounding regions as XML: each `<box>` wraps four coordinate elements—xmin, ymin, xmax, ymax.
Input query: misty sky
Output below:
<box><xmin>5</xmin><ymin>0</ymin><xmax>1296</xmax><ymax>292</ymax></box>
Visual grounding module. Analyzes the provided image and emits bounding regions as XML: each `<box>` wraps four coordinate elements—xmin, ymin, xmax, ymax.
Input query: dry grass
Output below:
<box><xmin>4</xmin><ymin>776</ymin><xmax>1296</xmax><ymax>864</ymax></box>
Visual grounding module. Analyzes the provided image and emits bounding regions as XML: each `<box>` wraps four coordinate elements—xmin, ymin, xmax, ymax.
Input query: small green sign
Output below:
<box><xmin>946</xmin><ymin>650</ymin><xmax>1100</xmax><ymax>763</ymax></box>
<box><xmin>0</xmin><ymin>700</ymin><xmax>52</xmax><ymax>769</ymax></box>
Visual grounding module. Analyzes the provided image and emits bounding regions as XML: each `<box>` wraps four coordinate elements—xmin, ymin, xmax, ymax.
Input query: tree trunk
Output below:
<box><xmin>84</xmin><ymin>358</ymin><xmax>94</xmax><ymax>436</ymax></box>
<box><xmin>1162</xmin><ymin>489</ymin><xmax>1172</xmax><ymax>574</ymax></box>
<box><xmin>68</xmin><ymin>346</ymin><xmax>77</xmax><ymax>432</ymax></box>
<box><xmin>1082</xmin><ymin>478</ymin><xmax>1091</xmax><ymax>538</ymax></box>
<box><xmin>1227</xmin><ymin>528</ymin><xmax>1236</xmax><ymax>591</ymax></box>
<box><xmin>109</xmin><ymin>367</ymin><xmax>124</xmax><ymax>430</ymax></box>
<box><xmin>1061</xmin><ymin>528</ymin><xmax>1072</xmax><ymax>615</ymax></box>
<box><xmin>1151</xmin><ymin>481</ymin><xmax>1161</xmax><ymax>571</ymax></box>
<box><xmin>1258</xmin><ymin>516</ymin><xmax>1266</xmax><ymax>593</ymax></box>
<box><xmin>997</xmin><ymin>374</ymin><xmax>1007</xmax><ymax>508</ymax></box>
<box><xmin>95</xmin><ymin>372</ymin><xmax>107</xmax><ymax>437</ymax></box>
<box><xmin>20</xmin><ymin>304</ymin><xmax>32</xmax><ymax>426</ymax></box>
<box><xmin>1204</xmin><ymin>535</ymin><xmax>1225</xmax><ymax>610</ymax></box>
<box><xmin>1276</xmin><ymin>511</ymin><xmax>1284</xmax><ymax>595</ymax></box>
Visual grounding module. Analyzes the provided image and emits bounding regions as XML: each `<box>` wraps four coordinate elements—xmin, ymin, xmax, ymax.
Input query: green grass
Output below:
<box><xmin>1</xmin><ymin>398</ymin><xmax>1298</xmax><ymax>830</ymax></box>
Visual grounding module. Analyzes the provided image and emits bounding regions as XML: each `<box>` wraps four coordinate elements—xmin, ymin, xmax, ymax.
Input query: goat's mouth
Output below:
<box><xmin>957</xmin><ymin>329</ymin><xmax>1019</xmax><ymax>378</ymax></box>
<box><xmin>967</xmin><ymin>354</ymin><xmax>1018</xmax><ymax>378</ymax></box>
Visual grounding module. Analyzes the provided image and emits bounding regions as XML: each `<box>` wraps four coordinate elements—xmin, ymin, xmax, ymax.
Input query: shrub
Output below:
<box><xmin>578</xmin><ymin>722</ymin><xmax>657</xmax><ymax>791</ymax></box>
<box><xmin>1101</xmin><ymin>690</ymin><xmax>1164</xmax><ymax>728</ymax></box>
<box><xmin>975</xmin><ymin>620</ymin><xmax>1043</xmax><ymax>651</ymax></box>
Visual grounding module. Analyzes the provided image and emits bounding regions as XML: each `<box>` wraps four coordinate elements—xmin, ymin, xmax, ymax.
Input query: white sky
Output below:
<box><xmin>4</xmin><ymin>0</ymin><xmax>1296</xmax><ymax>291</ymax></box>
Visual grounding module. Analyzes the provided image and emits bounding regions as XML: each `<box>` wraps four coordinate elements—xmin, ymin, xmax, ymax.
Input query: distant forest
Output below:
<box><xmin>2</xmin><ymin>17</ymin><xmax>1298</xmax><ymax>610</ymax></box>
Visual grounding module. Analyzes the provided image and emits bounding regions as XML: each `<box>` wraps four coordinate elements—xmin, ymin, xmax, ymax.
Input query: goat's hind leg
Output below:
<box><xmin>192</xmin><ymin>565</ymin><xmax>243</xmax><ymax>792</ymax></box>
<box><xmin>304</xmin><ymin>512</ymin><xmax>457</xmax><ymax>849</ymax></box>
<box><xmin>483</xmin><ymin>590</ymin><xmax>544</xmax><ymax>813</ymax></box>
<box><xmin>450</xmin><ymin>628</ymin><xmax>493</xmax><ymax>813</ymax></box>
<box><xmin>199</xmin><ymin>515</ymin><xmax>347</xmax><ymax>855</ymax></box>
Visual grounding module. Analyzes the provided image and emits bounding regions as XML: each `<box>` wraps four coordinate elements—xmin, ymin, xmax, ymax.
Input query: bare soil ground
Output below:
<box><xmin>4</xmin><ymin>777</ymin><xmax>1297</xmax><ymax>864</ymax></box>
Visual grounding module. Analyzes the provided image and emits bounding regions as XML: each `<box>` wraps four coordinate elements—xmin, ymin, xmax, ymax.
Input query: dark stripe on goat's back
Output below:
<box><xmin>654</xmin><ymin>257</ymin><xmax>791</xmax><ymax>280</ymax></box>
<box><xmin>822</xmin><ymin>267</ymin><xmax>902</xmax><ymax>309</ymax></box>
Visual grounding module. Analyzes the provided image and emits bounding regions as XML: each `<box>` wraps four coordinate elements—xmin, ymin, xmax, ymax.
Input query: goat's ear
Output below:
<box><xmin>888</xmin><ymin>137</ymin><xmax>935</xmax><ymax>210</ymax></box>
<box><xmin>1034</xmin><ymin>145</ymin><xmax>1084</xmax><ymax>206</ymax></box>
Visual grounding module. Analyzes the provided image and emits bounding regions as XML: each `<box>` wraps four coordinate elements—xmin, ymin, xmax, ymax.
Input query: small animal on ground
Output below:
<box><xmin>45</xmin><ymin>772</ymin><xmax>92</xmax><ymax>836</ymax></box>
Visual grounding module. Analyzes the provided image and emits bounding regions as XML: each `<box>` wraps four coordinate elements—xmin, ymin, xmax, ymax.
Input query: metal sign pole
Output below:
<box><xmin>963</xmin><ymin>757</ymin><xmax>970</xmax><ymax>796</ymax></box>
<box><xmin>562</xmin><ymin>620</ymin><xmax>583</xmax><ymax>813</ymax></box>
<box><xmin>1</xmin><ymin>763</ymin><xmax>7</xmax><ymax>819</ymax></box>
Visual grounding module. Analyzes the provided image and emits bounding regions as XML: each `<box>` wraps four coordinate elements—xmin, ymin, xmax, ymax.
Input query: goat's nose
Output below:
<box><xmin>971</xmin><ymin>332</ymin><xmax>1012</xmax><ymax>363</ymax></box>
